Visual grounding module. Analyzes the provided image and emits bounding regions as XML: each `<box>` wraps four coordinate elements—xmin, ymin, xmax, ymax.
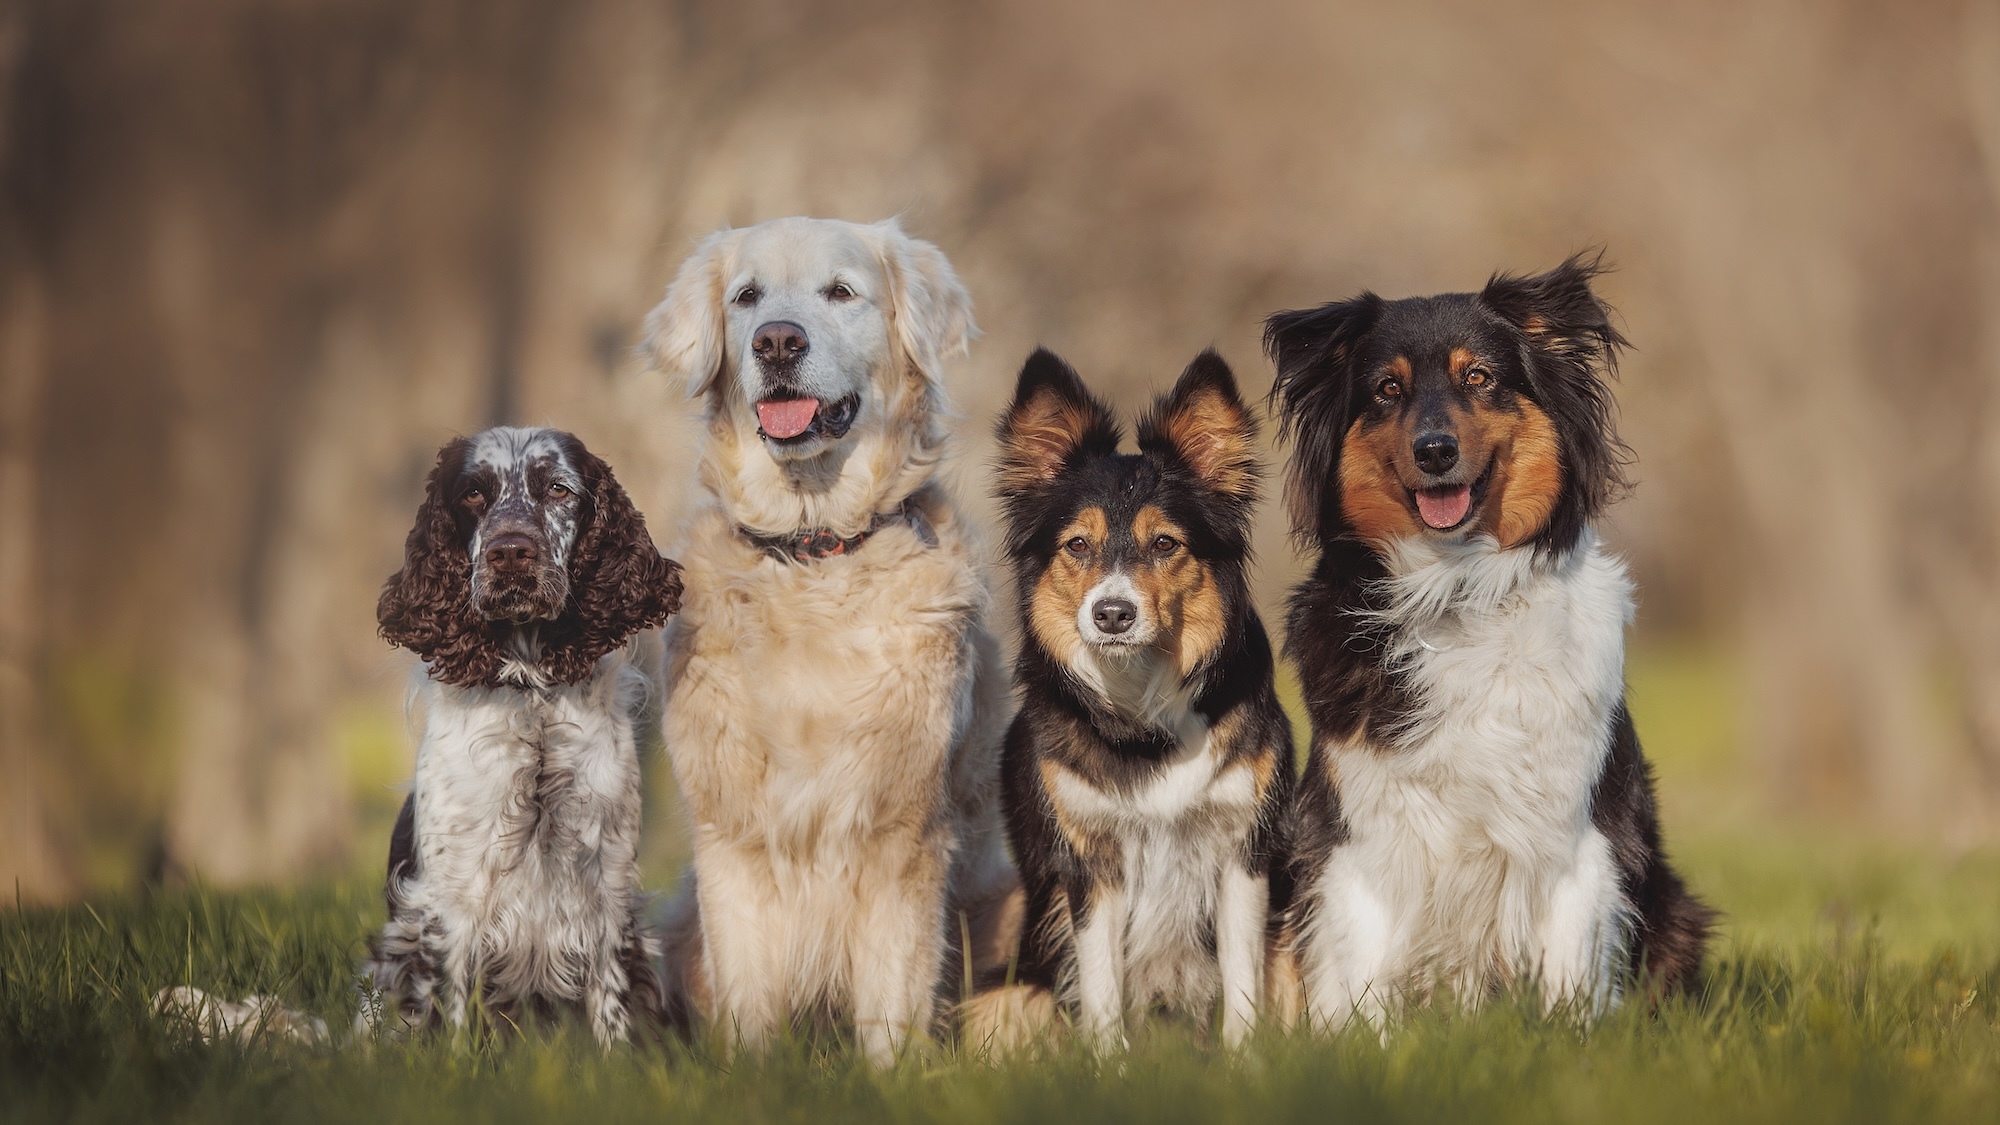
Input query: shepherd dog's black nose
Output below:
<box><xmin>752</xmin><ymin>321</ymin><xmax>809</xmax><ymax>365</ymax></box>
<box><xmin>1091</xmin><ymin>598</ymin><xmax>1137</xmax><ymax>635</ymax></box>
<box><xmin>1413</xmin><ymin>432</ymin><xmax>1459</xmax><ymax>475</ymax></box>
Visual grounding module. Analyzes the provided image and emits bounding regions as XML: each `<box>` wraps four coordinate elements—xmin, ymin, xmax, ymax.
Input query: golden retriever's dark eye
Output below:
<box><xmin>548</xmin><ymin>483</ymin><xmax>571</xmax><ymax>499</ymax></box>
<box><xmin>1152</xmin><ymin>534</ymin><xmax>1180</xmax><ymax>555</ymax></box>
<box><xmin>826</xmin><ymin>282</ymin><xmax>856</xmax><ymax>301</ymax></box>
<box><xmin>1377</xmin><ymin>377</ymin><xmax>1403</xmax><ymax>399</ymax></box>
<box><xmin>1063</xmin><ymin>536</ymin><xmax>1090</xmax><ymax>557</ymax></box>
<box><xmin>733</xmin><ymin>285</ymin><xmax>761</xmax><ymax>307</ymax></box>
<box><xmin>1464</xmin><ymin>365</ymin><xmax>1490</xmax><ymax>387</ymax></box>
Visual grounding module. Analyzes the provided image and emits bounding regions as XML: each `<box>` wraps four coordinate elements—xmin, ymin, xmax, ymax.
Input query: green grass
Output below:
<box><xmin>4</xmin><ymin>868</ymin><xmax>2000</xmax><ymax>1124</ymax></box>
<box><xmin>8</xmin><ymin>645</ymin><xmax>2000</xmax><ymax>1122</ymax></box>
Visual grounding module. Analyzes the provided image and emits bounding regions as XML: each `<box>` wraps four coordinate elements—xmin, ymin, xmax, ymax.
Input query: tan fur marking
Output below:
<box><xmin>1449</xmin><ymin>347</ymin><xmax>1478</xmax><ymax>377</ymax></box>
<box><xmin>1130</xmin><ymin>506</ymin><xmax>1226</xmax><ymax>677</ymax></box>
<box><xmin>1339</xmin><ymin>418</ymin><xmax>1425</xmax><ymax>546</ymax></box>
<box><xmin>1029</xmin><ymin>508</ymin><xmax>1108</xmax><ymax>668</ymax></box>
<box><xmin>1157</xmin><ymin>384</ymin><xmax>1258</xmax><ymax>498</ymax></box>
<box><xmin>958</xmin><ymin>982</ymin><xmax>1059</xmax><ymax>1058</ymax></box>
<box><xmin>1000</xmin><ymin>389</ymin><xmax>1104</xmax><ymax>494</ymax></box>
<box><xmin>1487</xmin><ymin>399</ymin><xmax>1562</xmax><ymax>547</ymax></box>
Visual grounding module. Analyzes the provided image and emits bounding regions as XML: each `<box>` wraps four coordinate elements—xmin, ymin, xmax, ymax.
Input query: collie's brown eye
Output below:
<box><xmin>733</xmin><ymin>285</ymin><xmax>761</xmax><ymax>306</ymax></box>
<box><xmin>1465</xmin><ymin>366</ymin><xmax>1490</xmax><ymax>387</ymax></box>
<box><xmin>1377</xmin><ymin>377</ymin><xmax>1403</xmax><ymax>398</ymax></box>
<box><xmin>826</xmin><ymin>281</ymin><xmax>856</xmax><ymax>301</ymax></box>
<box><xmin>548</xmin><ymin>483</ymin><xmax>571</xmax><ymax>499</ymax></box>
<box><xmin>1063</xmin><ymin>536</ymin><xmax>1090</xmax><ymax>557</ymax></box>
<box><xmin>1152</xmin><ymin>534</ymin><xmax>1180</xmax><ymax>555</ymax></box>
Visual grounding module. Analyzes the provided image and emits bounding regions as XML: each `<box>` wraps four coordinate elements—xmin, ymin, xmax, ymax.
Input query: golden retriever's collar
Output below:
<box><xmin>739</xmin><ymin>499</ymin><xmax>937</xmax><ymax>563</ymax></box>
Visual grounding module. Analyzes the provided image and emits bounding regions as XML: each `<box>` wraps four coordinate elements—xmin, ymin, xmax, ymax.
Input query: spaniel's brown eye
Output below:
<box><xmin>733</xmin><ymin>285</ymin><xmax>761</xmax><ymax>306</ymax></box>
<box><xmin>463</xmin><ymin>488</ymin><xmax>486</xmax><ymax>507</ymax></box>
<box><xmin>1464</xmin><ymin>366</ymin><xmax>1490</xmax><ymax>387</ymax></box>
<box><xmin>1152</xmin><ymin>535</ymin><xmax>1180</xmax><ymax>555</ymax></box>
<box><xmin>1063</xmin><ymin>536</ymin><xmax>1090</xmax><ymax>557</ymax></box>
<box><xmin>1377</xmin><ymin>377</ymin><xmax>1403</xmax><ymax>398</ymax></box>
<box><xmin>826</xmin><ymin>282</ymin><xmax>856</xmax><ymax>301</ymax></box>
<box><xmin>548</xmin><ymin>483</ymin><xmax>571</xmax><ymax>499</ymax></box>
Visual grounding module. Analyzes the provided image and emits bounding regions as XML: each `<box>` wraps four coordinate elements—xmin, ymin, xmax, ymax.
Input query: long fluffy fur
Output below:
<box><xmin>647</xmin><ymin>218</ymin><xmax>1015</xmax><ymax>1066</ymax></box>
<box><xmin>1263</xmin><ymin>254</ymin><xmax>1711</xmax><ymax>1028</ymax></box>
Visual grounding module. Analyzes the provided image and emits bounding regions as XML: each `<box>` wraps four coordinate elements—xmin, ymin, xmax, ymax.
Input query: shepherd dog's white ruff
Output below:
<box><xmin>646</xmin><ymin>218</ymin><xmax>1014</xmax><ymax>1064</ymax></box>
<box><xmin>1299</xmin><ymin>535</ymin><xmax>1632</xmax><ymax>1025</ymax></box>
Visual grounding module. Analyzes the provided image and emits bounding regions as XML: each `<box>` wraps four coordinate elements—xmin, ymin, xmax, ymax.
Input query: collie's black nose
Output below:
<box><xmin>1413</xmin><ymin>432</ymin><xmax>1459</xmax><ymax>475</ymax></box>
<box><xmin>752</xmin><ymin>321</ymin><xmax>809</xmax><ymax>364</ymax></box>
<box><xmin>484</xmin><ymin>534</ymin><xmax>539</xmax><ymax>570</ymax></box>
<box><xmin>1091</xmin><ymin>598</ymin><xmax>1137</xmax><ymax>635</ymax></box>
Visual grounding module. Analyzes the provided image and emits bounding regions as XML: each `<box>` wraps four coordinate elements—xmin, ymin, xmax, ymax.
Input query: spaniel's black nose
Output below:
<box><xmin>752</xmin><ymin>321</ymin><xmax>810</xmax><ymax>365</ymax></box>
<box><xmin>1091</xmin><ymin>598</ymin><xmax>1137</xmax><ymax>635</ymax></box>
<box><xmin>1413</xmin><ymin>432</ymin><xmax>1459</xmax><ymax>475</ymax></box>
<box><xmin>484</xmin><ymin>534</ymin><xmax>539</xmax><ymax>570</ymax></box>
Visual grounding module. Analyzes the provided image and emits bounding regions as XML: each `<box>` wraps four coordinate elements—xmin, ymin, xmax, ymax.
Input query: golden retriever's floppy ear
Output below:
<box><xmin>1138</xmin><ymin>350</ymin><xmax>1260</xmax><ymax>504</ymax></box>
<box><xmin>874</xmin><ymin>218</ymin><xmax>976</xmax><ymax>397</ymax></box>
<box><xmin>645</xmin><ymin>228</ymin><xmax>739</xmax><ymax>399</ymax></box>
<box><xmin>994</xmin><ymin>348</ymin><xmax>1120</xmax><ymax>496</ymax></box>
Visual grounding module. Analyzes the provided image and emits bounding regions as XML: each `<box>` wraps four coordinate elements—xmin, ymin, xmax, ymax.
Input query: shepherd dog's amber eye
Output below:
<box><xmin>1063</xmin><ymin>536</ymin><xmax>1090</xmax><ymax>556</ymax></box>
<box><xmin>1465</xmin><ymin>366</ymin><xmax>1490</xmax><ymax>387</ymax></box>
<box><xmin>1377</xmin><ymin>377</ymin><xmax>1402</xmax><ymax>398</ymax></box>
<box><xmin>1152</xmin><ymin>535</ymin><xmax>1180</xmax><ymax>555</ymax></box>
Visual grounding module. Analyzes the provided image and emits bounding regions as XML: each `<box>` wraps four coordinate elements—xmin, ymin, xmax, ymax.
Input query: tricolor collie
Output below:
<box><xmin>365</xmin><ymin>426</ymin><xmax>684</xmax><ymax>1045</ymax></box>
<box><xmin>968</xmin><ymin>349</ymin><xmax>1294</xmax><ymax>1052</ymax></box>
<box><xmin>1263</xmin><ymin>254</ymin><xmax>1711</xmax><ymax>1026</ymax></box>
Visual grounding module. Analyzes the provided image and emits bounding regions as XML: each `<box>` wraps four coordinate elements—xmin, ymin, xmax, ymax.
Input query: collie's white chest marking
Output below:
<box><xmin>1048</xmin><ymin>649</ymin><xmax>1269</xmax><ymax>1044</ymax></box>
<box><xmin>1301</xmin><ymin>536</ymin><xmax>1635</xmax><ymax>1025</ymax></box>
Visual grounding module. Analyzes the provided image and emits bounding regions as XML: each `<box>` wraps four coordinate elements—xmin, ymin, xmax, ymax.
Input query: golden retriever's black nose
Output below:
<box><xmin>1091</xmin><ymin>598</ymin><xmax>1137</xmax><ymax>635</ymax></box>
<box><xmin>752</xmin><ymin>321</ymin><xmax>809</xmax><ymax>364</ymax></box>
<box><xmin>485</xmin><ymin>534</ymin><xmax>539</xmax><ymax>570</ymax></box>
<box><xmin>1413</xmin><ymin>432</ymin><xmax>1459</xmax><ymax>475</ymax></box>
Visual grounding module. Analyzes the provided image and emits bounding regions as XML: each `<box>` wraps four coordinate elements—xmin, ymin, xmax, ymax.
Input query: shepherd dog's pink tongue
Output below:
<box><xmin>1415</xmin><ymin>485</ymin><xmax>1473</xmax><ymax>529</ymax></box>
<box><xmin>756</xmin><ymin>398</ymin><xmax>820</xmax><ymax>439</ymax></box>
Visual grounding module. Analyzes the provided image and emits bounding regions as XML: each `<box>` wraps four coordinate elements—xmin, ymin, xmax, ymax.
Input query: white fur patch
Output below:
<box><xmin>1298</xmin><ymin>531</ymin><xmax>1635</xmax><ymax>1026</ymax></box>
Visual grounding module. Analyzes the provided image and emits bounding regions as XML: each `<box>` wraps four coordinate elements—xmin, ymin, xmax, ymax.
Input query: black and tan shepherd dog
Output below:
<box><xmin>1262</xmin><ymin>253</ymin><xmax>1712</xmax><ymax>1029</ymax></box>
<box><xmin>962</xmin><ymin>348</ymin><xmax>1295</xmax><ymax>1054</ymax></box>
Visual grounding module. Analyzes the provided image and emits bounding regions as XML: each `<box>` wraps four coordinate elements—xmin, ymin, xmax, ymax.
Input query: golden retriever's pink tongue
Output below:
<box><xmin>756</xmin><ymin>398</ymin><xmax>819</xmax><ymax>439</ymax></box>
<box><xmin>1416</xmin><ymin>485</ymin><xmax>1472</xmax><ymax>529</ymax></box>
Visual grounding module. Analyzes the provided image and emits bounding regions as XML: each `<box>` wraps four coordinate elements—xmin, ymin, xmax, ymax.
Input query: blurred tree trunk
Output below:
<box><xmin>1950</xmin><ymin>0</ymin><xmax>2000</xmax><ymax>807</ymax></box>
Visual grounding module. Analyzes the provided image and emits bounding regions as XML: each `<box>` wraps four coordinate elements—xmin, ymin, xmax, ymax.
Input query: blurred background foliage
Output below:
<box><xmin>4</xmin><ymin>0</ymin><xmax>2000</xmax><ymax>901</ymax></box>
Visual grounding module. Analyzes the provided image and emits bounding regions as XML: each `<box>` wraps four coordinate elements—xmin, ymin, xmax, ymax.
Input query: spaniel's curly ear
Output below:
<box><xmin>378</xmin><ymin>439</ymin><xmax>504</xmax><ymax>687</ymax></box>
<box><xmin>875</xmin><ymin>218</ymin><xmax>977</xmax><ymax>403</ymax></box>
<box><xmin>646</xmin><ymin>228</ymin><xmax>742</xmax><ymax>400</ymax></box>
<box><xmin>538</xmin><ymin>438</ymin><xmax>683</xmax><ymax>685</ymax></box>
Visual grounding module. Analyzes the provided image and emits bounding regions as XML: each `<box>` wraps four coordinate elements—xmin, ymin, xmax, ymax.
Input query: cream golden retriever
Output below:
<box><xmin>645</xmin><ymin>217</ymin><xmax>1016</xmax><ymax>1064</ymax></box>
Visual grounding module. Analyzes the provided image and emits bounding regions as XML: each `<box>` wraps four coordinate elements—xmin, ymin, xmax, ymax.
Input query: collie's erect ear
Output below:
<box><xmin>378</xmin><ymin>438</ymin><xmax>502</xmax><ymax>686</ymax></box>
<box><xmin>1139</xmin><ymin>349</ymin><xmax>1260</xmax><ymax>504</ymax></box>
<box><xmin>645</xmin><ymin>228</ymin><xmax>741</xmax><ymax>400</ymax></box>
<box><xmin>1479</xmin><ymin>250</ymin><xmax>1632</xmax><ymax>546</ymax></box>
<box><xmin>1262</xmin><ymin>292</ymin><xmax>1385</xmax><ymax>539</ymax></box>
<box><xmin>876</xmin><ymin>218</ymin><xmax>977</xmax><ymax>401</ymax></box>
<box><xmin>994</xmin><ymin>348</ymin><xmax>1120</xmax><ymax>496</ymax></box>
<box><xmin>537</xmin><ymin>435</ymin><xmax>683</xmax><ymax>685</ymax></box>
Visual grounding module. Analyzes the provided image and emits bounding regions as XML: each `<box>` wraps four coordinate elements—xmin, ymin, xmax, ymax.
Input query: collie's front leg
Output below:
<box><xmin>1070</xmin><ymin>881</ymin><xmax>1129</xmax><ymax>1053</ymax></box>
<box><xmin>848</xmin><ymin>844</ymin><xmax>950</xmax><ymax>1067</ymax></box>
<box><xmin>1532</xmin><ymin>829</ymin><xmax>1627</xmax><ymax>1017</ymax></box>
<box><xmin>1215</xmin><ymin>864</ymin><xmax>1269</xmax><ymax>1047</ymax></box>
<box><xmin>1300</xmin><ymin>855</ymin><xmax>1395</xmax><ymax>1031</ymax></box>
<box><xmin>694</xmin><ymin>841</ymin><xmax>788</xmax><ymax>1052</ymax></box>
